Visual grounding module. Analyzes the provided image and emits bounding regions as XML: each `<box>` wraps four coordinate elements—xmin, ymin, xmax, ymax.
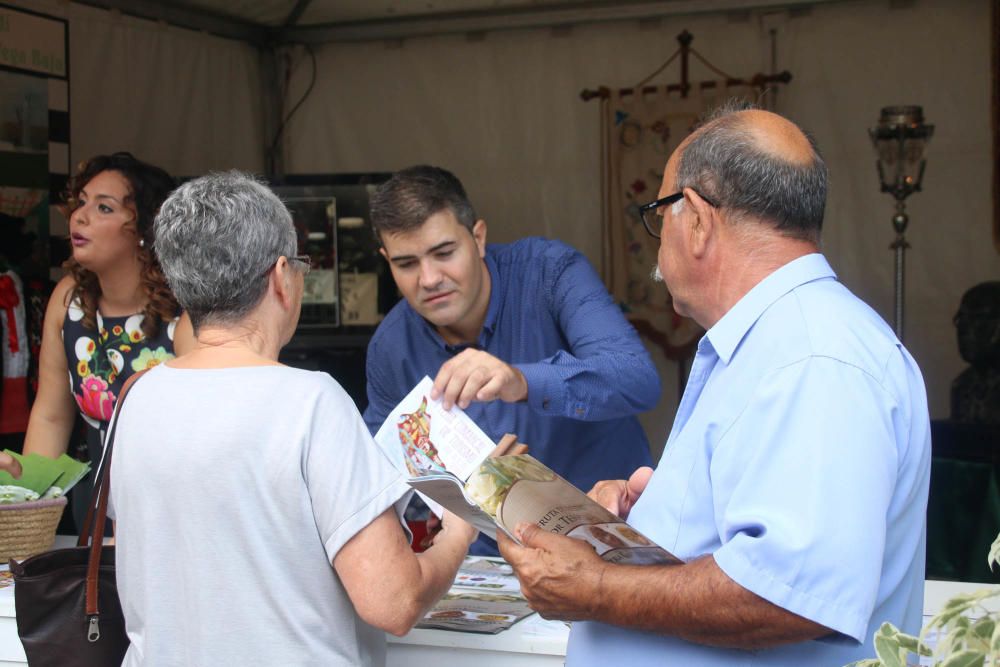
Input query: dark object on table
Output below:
<box><xmin>951</xmin><ymin>281</ymin><xmax>1000</xmax><ymax>425</ymax></box>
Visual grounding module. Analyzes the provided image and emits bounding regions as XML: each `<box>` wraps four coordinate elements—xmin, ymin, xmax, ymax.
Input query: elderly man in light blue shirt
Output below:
<box><xmin>499</xmin><ymin>101</ymin><xmax>931</xmax><ymax>666</ymax></box>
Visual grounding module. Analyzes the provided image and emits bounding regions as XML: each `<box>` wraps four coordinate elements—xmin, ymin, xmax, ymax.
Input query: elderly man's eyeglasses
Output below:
<box><xmin>638</xmin><ymin>191</ymin><xmax>718</xmax><ymax>239</ymax></box>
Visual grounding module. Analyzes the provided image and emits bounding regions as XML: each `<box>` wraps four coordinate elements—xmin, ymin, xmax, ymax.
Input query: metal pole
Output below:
<box><xmin>890</xmin><ymin>201</ymin><xmax>910</xmax><ymax>341</ymax></box>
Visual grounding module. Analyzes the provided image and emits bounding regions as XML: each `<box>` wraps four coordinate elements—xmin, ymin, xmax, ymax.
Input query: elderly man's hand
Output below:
<box><xmin>0</xmin><ymin>451</ymin><xmax>22</xmax><ymax>478</ymax></box>
<box><xmin>498</xmin><ymin>523</ymin><xmax>608</xmax><ymax>621</ymax></box>
<box><xmin>588</xmin><ymin>466</ymin><xmax>654</xmax><ymax>519</ymax></box>
<box><xmin>432</xmin><ymin>349</ymin><xmax>528</xmax><ymax>410</ymax></box>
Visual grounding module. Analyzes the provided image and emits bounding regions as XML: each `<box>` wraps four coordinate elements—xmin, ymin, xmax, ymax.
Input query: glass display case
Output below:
<box><xmin>274</xmin><ymin>186</ymin><xmax>340</xmax><ymax>327</ymax></box>
<box><xmin>274</xmin><ymin>174</ymin><xmax>395</xmax><ymax>410</ymax></box>
<box><xmin>274</xmin><ymin>174</ymin><xmax>395</xmax><ymax>330</ymax></box>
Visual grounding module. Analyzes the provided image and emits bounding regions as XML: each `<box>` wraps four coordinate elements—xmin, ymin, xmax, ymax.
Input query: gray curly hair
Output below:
<box><xmin>154</xmin><ymin>170</ymin><xmax>297</xmax><ymax>331</ymax></box>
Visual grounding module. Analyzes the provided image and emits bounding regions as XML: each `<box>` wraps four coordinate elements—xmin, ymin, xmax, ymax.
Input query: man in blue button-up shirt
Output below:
<box><xmin>500</xmin><ymin>103</ymin><xmax>931</xmax><ymax>665</ymax></box>
<box><xmin>362</xmin><ymin>165</ymin><xmax>661</xmax><ymax>555</ymax></box>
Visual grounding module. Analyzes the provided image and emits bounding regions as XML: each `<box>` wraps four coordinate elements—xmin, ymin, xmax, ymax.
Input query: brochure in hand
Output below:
<box><xmin>373</xmin><ymin>377</ymin><xmax>680</xmax><ymax>566</ymax></box>
<box><xmin>0</xmin><ymin>450</ymin><xmax>90</xmax><ymax>503</ymax></box>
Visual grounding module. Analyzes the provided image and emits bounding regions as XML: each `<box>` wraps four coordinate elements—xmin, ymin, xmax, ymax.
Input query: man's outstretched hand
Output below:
<box><xmin>432</xmin><ymin>349</ymin><xmax>528</xmax><ymax>410</ymax></box>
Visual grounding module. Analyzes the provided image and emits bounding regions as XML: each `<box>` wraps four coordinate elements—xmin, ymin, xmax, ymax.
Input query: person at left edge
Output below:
<box><xmin>362</xmin><ymin>165</ymin><xmax>661</xmax><ymax>555</ymax></box>
<box><xmin>20</xmin><ymin>153</ymin><xmax>194</xmax><ymax>527</ymax></box>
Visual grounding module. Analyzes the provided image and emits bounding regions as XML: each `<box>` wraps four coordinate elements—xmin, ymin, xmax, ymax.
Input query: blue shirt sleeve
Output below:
<box><xmin>710</xmin><ymin>355</ymin><xmax>899</xmax><ymax>643</ymax></box>
<box><xmin>362</xmin><ymin>334</ymin><xmax>398</xmax><ymax>436</ymax></box>
<box><xmin>514</xmin><ymin>243</ymin><xmax>661</xmax><ymax>421</ymax></box>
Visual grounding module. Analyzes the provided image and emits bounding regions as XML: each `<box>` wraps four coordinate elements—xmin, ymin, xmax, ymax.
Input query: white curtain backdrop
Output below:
<box><xmin>68</xmin><ymin>4</ymin><xmax>265</xmax><ymax>176</ymax></box>
<box><xmin>11</xmin><ymin>0</ymin><xmax>266</xmax><ymax>177</ymax></box>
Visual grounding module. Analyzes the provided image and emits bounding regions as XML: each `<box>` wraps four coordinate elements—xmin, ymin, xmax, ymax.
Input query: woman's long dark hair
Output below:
<box><xmin>62</xmin><ymin>152</ymin><xmax>179</xmax><ymax>339</ymax></box>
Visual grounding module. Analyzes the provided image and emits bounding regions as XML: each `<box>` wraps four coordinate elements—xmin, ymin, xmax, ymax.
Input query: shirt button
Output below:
<box><xmin>575</xmin><ymin>407</ymin><xmax>584</xmax><ymax>416</ymax></box>
<box><xmin>542</xmin><ymin>398</ymin><xmax>550</xmax><ymax>409</ymax></box>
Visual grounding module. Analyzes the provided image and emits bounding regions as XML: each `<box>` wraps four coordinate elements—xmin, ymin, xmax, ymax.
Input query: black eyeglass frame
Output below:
<box><xmin>638</xmin><ymin>190</ymin><xmax>719</xmax><ymax>239</ymax></box>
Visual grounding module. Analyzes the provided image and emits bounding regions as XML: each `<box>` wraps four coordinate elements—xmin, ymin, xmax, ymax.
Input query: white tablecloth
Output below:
<box><xmin>1</xmin><ymin>548</ymin><xmax>996</xmax><ymax>667</ymax></box>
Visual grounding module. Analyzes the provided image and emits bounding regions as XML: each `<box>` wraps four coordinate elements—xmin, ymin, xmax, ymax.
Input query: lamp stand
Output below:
<box><xmin>890</xmin><ymin>200</ymin><xmax>910</xmax><ymax>341</ymax></box>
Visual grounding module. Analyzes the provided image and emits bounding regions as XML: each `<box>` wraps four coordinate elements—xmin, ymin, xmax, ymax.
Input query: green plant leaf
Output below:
<box><xmin>991</xmin><ymin>619</ymin><xmax>1000</xmax><ymax>652</ymax></box>
<box><xmin>937</xmin><ymin>649</ymin><xmax>985</xmax><ymax>667</ymax></box>
<box><xmin>845</xmin><ymin>660</ymin><xmax>882</xmax><ymax>667</ymax></box>
<box><xmin>950</xmin><ymin>624</ymin><xmax>970</xmax><ymax>647</ymax></box>
<box><xmin>872</xmin><ymin>623</ymin><xmax>906</xmax><ymax>667</ymax></box>
<box><xmin>944</xmin><ymin>594</ymin><xmax>977</xmax><ymax>610</ymax></box>
<box><xmin>988</xmin><ymin>531</ymin><xmax>1000</xmax><ymax>571</ymax></box>
<box><xmin>931</xmin><ymin>606</ymin><xmax>977</xmax><ymax>629</ymax></box>
<box><xmin>873</xmin><ymin>636</ymin><xmax>905</xmax><ymax>667</ymax></box>
<box><xmin>875</xmin><ymin>622</ymin><xmax>898</xmax><ymax>637</ymax></box>
<box><xmin>973</xmin><ymin>619</ymin><xmax>995</xmax><ymax>642</ymax></box>
<box><xmin>894</xmin><ymin>631</ymin><xmax>932</xmax><ymax>656</ymax></box>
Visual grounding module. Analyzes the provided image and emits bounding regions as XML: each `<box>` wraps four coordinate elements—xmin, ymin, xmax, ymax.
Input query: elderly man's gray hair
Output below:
<box><xmin>154</xmin><ymin>170</ymin><xmax>296</xmax><ymax>330</ymax></box>
<box><xmin>677</xmin><ymin>99</ymin><xmax>828</xmax><ymax>243</ymax></box>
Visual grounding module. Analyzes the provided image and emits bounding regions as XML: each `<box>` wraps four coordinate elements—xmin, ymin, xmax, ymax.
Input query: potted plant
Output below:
<box><xmin>850</xmin><ymin>532</ymin><xmax>1000</xmax><ymax>667</ymax></box>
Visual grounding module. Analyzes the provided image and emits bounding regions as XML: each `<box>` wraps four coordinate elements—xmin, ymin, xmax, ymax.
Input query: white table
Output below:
<box><xmin>0</xmin><ymin>575</ymin><xmax>567</xmax><ymax>667</ymax></box>
<box><xmin>387</xmin><ymin>614</ymin><xmax>568</xmax><ymax>667</ymax></box>
<box><xmin>1</xmin><ymin>567</ymin><xmax>995</xmax><ymax>667</ymax></box>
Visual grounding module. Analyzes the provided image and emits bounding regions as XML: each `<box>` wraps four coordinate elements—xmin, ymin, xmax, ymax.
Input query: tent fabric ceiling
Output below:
<box><xmin>178</xmin><ymin>0</ymin><xmax>292</xmax><ymax>26</ymax></box>
<box><xmin>175</xmin><ymin>1</ymin><xmax>644</xmax><ymax>27</ymax></box>
<box><xmin>74</xmin><ymin>1</ymin><xmax>845</xmax><ymax>43</ymax></box>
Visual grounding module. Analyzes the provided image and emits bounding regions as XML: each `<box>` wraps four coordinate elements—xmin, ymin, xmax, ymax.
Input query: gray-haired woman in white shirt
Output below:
<box><xmin>108</xmin><ymin>171</ymin><xmax>480</xmax><ymax>666</ymax></box>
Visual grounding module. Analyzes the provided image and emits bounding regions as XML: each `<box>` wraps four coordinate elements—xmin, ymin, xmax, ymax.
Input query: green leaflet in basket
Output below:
<box><xmin>0</xmin><ymin>450</ymin><xmax>90</xmax><ymax>502</ymax></box>
<box><xmin>45</xmin><ymin>454</ymin><xmax>91</xmax><ymax>497</ymax></box>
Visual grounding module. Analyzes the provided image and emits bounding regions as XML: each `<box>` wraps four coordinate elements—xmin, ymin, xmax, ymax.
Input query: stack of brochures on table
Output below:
<box><xmin>416</xmin><ymin>557</ymin><xmax>534</xmax><ymax>634</ymax></box>
<box><xmin>373</xmin><ymin>377</ymin><xmax>680</xmax><ymax>566</ymax></box>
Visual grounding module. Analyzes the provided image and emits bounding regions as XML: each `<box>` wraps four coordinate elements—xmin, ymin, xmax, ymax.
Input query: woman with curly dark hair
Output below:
<box><xmin>20</xmin><ymin>152</ymin><xmax>193</xmax><ymax>524</ymax></box>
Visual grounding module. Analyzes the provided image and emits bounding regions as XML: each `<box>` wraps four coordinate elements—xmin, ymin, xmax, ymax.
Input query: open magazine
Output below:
<box><xmin>373</xmin><ymin>377</ymin><xmax>679</xmax><ymax>566</ymax></box>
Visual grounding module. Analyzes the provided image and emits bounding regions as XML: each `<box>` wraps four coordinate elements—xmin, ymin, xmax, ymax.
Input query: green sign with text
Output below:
<box><xmin>0</xmin><ymin>6</ymin><xmax>66</xmax><ymax>78</ymax></box>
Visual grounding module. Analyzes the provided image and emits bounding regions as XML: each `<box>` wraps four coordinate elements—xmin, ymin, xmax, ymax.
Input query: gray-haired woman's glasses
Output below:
<box><xmin>290</xmin><ymin>255</ymin><xmax>312</xmax><ymax>275</ymax></box>
<box><xmin>265</xmin><ymin>255</ymin><xmax>312</xmax><ymax>277</ymax></box>
<box><xmin>638</xmin><ymin>191</ymin><xmax>718</xmax><ymax>239</ymax></box>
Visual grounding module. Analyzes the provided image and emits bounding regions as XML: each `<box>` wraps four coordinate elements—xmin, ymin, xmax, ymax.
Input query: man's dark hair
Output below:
<box><xmin>369</xmin><ymin>165</ymin><xmax>477</xmax><ymax>243</ymax></box>
<box><xmin>677</xmin><ymin>99</ymin><xmax>828</xmax><ymax>243</ymax></box>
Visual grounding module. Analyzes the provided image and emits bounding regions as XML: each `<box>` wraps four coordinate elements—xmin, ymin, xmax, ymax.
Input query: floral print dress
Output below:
<box><xmin>63</xmin><ymin>296</ymin><xmax>178</xmax><ymax>434</ymax></box>
<box><xmin>62</xmin><ymin>296</ymin><xmax>179</xmax><ymax>529</ymax></box>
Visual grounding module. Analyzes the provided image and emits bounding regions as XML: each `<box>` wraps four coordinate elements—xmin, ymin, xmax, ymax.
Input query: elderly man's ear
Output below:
<box><xmin>683</xmin><ymin>188</ymin><xmax>717</xmax><ymax>257</ymax></box>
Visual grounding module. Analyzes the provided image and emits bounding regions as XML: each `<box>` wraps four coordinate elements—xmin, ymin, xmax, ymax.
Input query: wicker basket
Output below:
<box><xmin>0</xmin><ymin>497</ymin><xmax>67</xmax><ymax>563</ymax></box>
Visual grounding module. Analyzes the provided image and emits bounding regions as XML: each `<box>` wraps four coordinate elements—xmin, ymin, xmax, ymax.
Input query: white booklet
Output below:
<box><xmin>373</xmin><ymin>377</ymin><xmax>679</xmax><ymax>565</ymax></box>
<box><xmin>374</xmin><ymin>377</ymin><xmax>499</xmax><ymax>536</ymax></box>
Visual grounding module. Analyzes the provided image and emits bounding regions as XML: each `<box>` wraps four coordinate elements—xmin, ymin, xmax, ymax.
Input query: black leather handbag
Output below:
<box><xmin>10</xmin><ymin>371</ymin><xmax>145</xmax><ymax>666</ymax></box>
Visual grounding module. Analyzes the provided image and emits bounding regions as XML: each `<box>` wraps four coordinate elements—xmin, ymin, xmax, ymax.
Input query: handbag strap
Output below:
<box><xmin>81</xmin><ymin>368</ymin><xmax>149</xmax><ymax>624</ymax></box>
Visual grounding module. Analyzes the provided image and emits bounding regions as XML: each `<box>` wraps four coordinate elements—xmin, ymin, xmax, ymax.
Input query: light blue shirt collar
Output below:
<box><xmin>705</xmin><ymin>253</ymin><xmax>836</xmax><ymax>365</ymax></box>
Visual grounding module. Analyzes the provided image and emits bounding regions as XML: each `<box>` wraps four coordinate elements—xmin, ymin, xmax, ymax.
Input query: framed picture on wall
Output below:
<box><xmin>0</xmin><ymin>2</ymin><xmax>70</xmax><ymax>281</ymax></box>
